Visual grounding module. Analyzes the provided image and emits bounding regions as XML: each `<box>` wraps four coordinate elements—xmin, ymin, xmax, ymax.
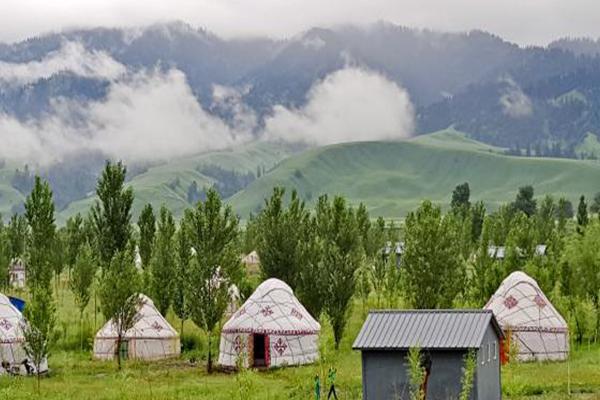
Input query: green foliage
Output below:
<box><xmin>137</xmin><ymin>204</ymin><xmax>156</xmax><ymax>270</ymax></box>
<box><xmin>70</xmin><ymin>243</ymin><xmax>96</xmax><ymax>317</ymax></box>
<box><xmin>590</xmin><ymin>192</ymin><xmax>600</xmax><ymax>214</ymax></box>
<box><xmin>256</xmin><ymin>187</ymin><xmax>308</xmax><ymax>289</ymax></box>
<box><xmin>91</xmin><ymin>161</ymin><xmax>134</xmax><ymax>267</ymax></box>
<box><xmin>469</xmin><ymin>218</ymin><xmax>503</xmax><ymax>306</ymax></box>
<box><xmin>451</xmin><ymin>182</ymin><xmax>471</xmax><ymax>218</ymax></box>
<box><xmin>173</xmin><ymin>220</ymin><xmax>191</xmax><ymax>334</ymax></box>
<box><xmin>535</xmin><ymin>195</ymin><xmax>556</xmax><ymax>244</ymax></box>
<box><xmin>512</xmin><ymin>185</ymin><xmax>537</xmax><ymax>217</ymax></box>
<box><xmin>470</xmin><ymin>200</ymin><xmax>486</xmax><ymax>242</ymax></box>
<box><xmin>459</xmin><ymin>350</ymin><xmax>477</xmax><ymax>400</ymax></box>
<box><xmin>7</xmin><ymin>213</ymin><xmax>27</xmax><ymax>259</ymax></box>
<box><xmin>24</xmin><ymin>176</ymin><xmax>56</xmax><ymax>292</ymax></box>
<box><xmin>149</xmin><ymin>205</ymin><xmax>176</xmax><ymax>316</ymax></box>
<box><xmin>184</xmin><ymin>188</ymin><xmax>241</xmax><ymax>372</ymax></box>
<box><xmin>577</xmin><ymin>195</ymin><xmax>589</xmax><ymax>234</ymax></box>
<box><xmin>98</xmin><ymin>246</ymin><xmax>141</xmax><ymax>369</ymax></box>
<box><xmin>403</xmin><ymin>200</ymin><xmax>464</xmax><ymax>308</ymax></box>
<box><xmin>65</xmin><ymin>213</ymin><xmax>84</xmax><ymax>270</ymax></box>
<box><xmin>406</xmin><ymin>347</ymin><xmax>425</xmax><ymax>400</ymax></box>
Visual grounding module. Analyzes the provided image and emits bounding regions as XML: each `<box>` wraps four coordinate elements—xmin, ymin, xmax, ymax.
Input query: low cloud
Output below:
<box><xmin>263</xmin><ymin>68</ymin><xmax>415</xmax><ymax>145</ymax></box>
<box><xmin>0</xmin><ymin>41</ymin><xmax>126</xmax><ymax>84</ymax></box>
<box><xmin>499</xmin><ymin>77</ymin><xmax>533</xmax><ymax>118</ymax></box>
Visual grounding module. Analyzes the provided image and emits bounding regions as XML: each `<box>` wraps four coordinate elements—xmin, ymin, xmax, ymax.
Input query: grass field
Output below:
<box><xmin>1</xmin><ymin>281</ymin><xmax>599</xmax><ymax>399</ymax></box>
<box><xmin>230</xmin><ymin>130</ymin><xmax>600</xmax><ymax>218</ymax></box>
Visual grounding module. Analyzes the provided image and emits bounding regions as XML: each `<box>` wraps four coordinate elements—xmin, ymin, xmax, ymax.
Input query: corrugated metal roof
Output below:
<box><xmin>353</xmin><ymin>309</ymin><xmax>503</xmax><ymax>350</ymax></box>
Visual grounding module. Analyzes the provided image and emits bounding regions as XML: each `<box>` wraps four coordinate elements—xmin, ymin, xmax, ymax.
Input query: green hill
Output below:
<box><xmin>229</xmin><ymin>131</ymin><xmax>600</xmax><ymax>217</ymax></box>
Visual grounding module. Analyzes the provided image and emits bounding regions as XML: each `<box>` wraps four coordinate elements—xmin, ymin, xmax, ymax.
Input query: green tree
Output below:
<box><xmin>590</xmin><ymin>192</ymin><xmax>600</xmax><ymax>215</ymax></box>
<box><xmin>469</xmin><ymin>218</ymin><xmax>502</xmax><ymax>306</ymax></box>
<box><xmin>137</xmin><ymin>204</ymin><xmax>156</xmax><ymax>270</ymax></box>
<box><xmin>7</xmin><ymin>213</ymin><xmax>27</xmax><ymax>259</ymax></box>
<box><xmin>256</xmin><ymin>187</ymin><xmax>308</xmax><ymax>289</ymax></box>
<box><xmin>451</xmin><ymin>182</ymin><xmax>471</xmax><ymax>217</ymax></box>
<box><xmin>535</xmin><ymin>195</ymin><xmax>556</xmax><ymax>244</ymax></box>
<box><xmin>316</xmin><ymin>195</ymin><xmax>363</xmax><ymax>348</ymax></box>
<box><xmin>0</xmin><ymin>217</ymin><xmax>10</xmax><ymax>289</ymax></box>
<box><xmin>22</xmin><ymin>288</ymin><xmax>55</xmax><ymax>392</ymax></box>
<box><xmin>70</xmin><ymin>242</ymin><xmax>96</xmax><ymax>350</ymax></box>
<box><xmin>577</xmin><ymin>195</ymin><xmax>589</xmax><ymax>234</ymax></box>
<box><xmin>149</xmin><ymin>206</ymin><xmax>176</xmax><ymax>316</ymax></box>
<box><xmin>403</xmin><ymin>201</ymin><xmax>464</xmax><ymax>309</ymax></box>
<box><xmin>98</xmin><ymin>246</ymin><xmax>141</xmax><ymax>369</ymax></box>
<box><xmin>91</xmin><ymin>161</ymin><xmax>134</xmax><ymax>267</ymax></box>
<box><xmin>24</xmin><ymin>176</ymin><xmax>56</xmax><ymax>291</ymax></box>
<box><xmin>512</xmin><ymin>185</ymin><xmax>537</xmax><ymax>217</ymax></box>
<box><xmin>184</xmin><ymin>188</ymin><xmax>241</xmax><ymax>372</ymax></box>
<box><xmin>173</xmin><ymin>219</ymin><xmax>191</xmax><ymax>336</ymax></box>
<box><xmin>556</xmin><ymin>197</ymin><xmax>573</xmax><ymax>234</ymax></box>
<box><xmin>470</xmin><ymin>201</ymin><xmax>486</xmax><ymax>243</ymax></box>
<box><xmin>65</xmin><ymin>214</ymin><xmax>84</xmax><ymax>271</ymax></box>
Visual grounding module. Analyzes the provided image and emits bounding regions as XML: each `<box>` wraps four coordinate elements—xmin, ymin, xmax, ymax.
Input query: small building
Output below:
<box><xmin>487</xmin><ymin>245</ymin><xmax>547</xmax><ymax>260</ymax></box>
<box><xmin>219</xmin><ymin>278</ymin><xmax>320</xmax><ymax>369</ymax></box>
<box><xmin>241</xmin><ymin>250</ymin><xmax>260</xmax><ymax>275</ymax></box>
<box><xmin>8</xmin><ymin>258</ymin><xmax>26</xmax><ymax>289</ymax></box>
<box><xmin>382</xmin><ymin>241</ymin><xmax>404</xmax><ymax>267</ymax></box>
<box><xmin>353</xmin><ymin>309</ymin><xmax>503</xmax><ymax>400</ymax></box>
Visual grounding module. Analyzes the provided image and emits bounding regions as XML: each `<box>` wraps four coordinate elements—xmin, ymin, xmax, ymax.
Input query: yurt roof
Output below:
<box><xmin>96</xmin><ymin>294</ymin><xmax>178</xmax><ymax>339</ymax></box>
<box><xmin>222</xmin><ymin>278</ymin><xmax>320</xmax><ymax>335</ymax></box>
<box><xmin>0</xmin><ymin>293</ymin><xmax>25</xmax><ymax>343</ymax></box>
<box><xmin>484</xmin><ymin>271</ymin><xmax>567</xmax><ymax>332</ymax></box>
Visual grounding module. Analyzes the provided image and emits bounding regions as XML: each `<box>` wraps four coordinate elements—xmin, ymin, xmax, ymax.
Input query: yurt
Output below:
<box><xmin>485</xmin><ymin>271</ymin><xmax>569</xmax><ymax>361</ymax></box>
<box><xmin>0</xmin><ymin>293</ymin><xmax>47</xmax><ymax>375</ymax></box>
<box><xmin>219</xmin><ymin>278</ymin><xmax>320</xmax><ymax>369</ymax></box>
<box><xmin>93</xmin><ymin>294</ymin><xmax>180</xmax><ymax>361</ymax></box>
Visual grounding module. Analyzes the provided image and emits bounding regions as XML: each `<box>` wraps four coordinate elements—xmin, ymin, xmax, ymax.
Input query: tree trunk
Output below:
<box><xmin>180</xmin><ymin>320</ymin><xmax>184</xmax><ymax>339</ymax></box>
<box><xmin>207</xmin><ymin>331</ymin><xmax>212</xmax><ymax>373</ymax></box>
<box><xmin>116</xmin><ymin>333</ymin><xmax>122</xmax><ymax>370</ymax></box>
<box><xmin>80</xmin><ymin>311</ymin><xmax>84</xmax><ymax>352</ymax></box>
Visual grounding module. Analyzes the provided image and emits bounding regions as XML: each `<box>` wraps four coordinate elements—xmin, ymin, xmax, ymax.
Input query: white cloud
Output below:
<box><xmin>499</xmin><ymin>77</ymin><xmax>533</xmax><ymax>118</ymax></box>
<box><xmin>0</xmin><ymin>41</ymin><xmax>126</xmax><ymax>84</ymax></box>
<box><xmin>264</xmin><ymin>68</ymin><xmax>414</xmax><ymax>145</ymax></box>
<box><xmin>0</xmin><ymin>69</ymin><xmax>251</xmax><ymax>165</ymax></box>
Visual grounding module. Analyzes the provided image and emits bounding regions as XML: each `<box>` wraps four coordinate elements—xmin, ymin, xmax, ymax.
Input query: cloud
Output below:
<box><xmin>499</xmin><ymin>77</ymin><xmax>533</xmax><ymax>118</ymax></box>
<box><xmin>0</xmin><ymin>41</ymin><xmax>126</xmax><ymax>84</ymax></box>
<box><xmin>0</xmin><ymin>69</ymin><xmax>251</xmax><ymax>165</ymax></box>
<box><xmin>263</xmin><ymin>68</ymin><xmax>415</xmax><ymax>145</ymax></box>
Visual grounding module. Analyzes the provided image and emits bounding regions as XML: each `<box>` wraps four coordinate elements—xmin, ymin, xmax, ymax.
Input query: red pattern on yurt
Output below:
<box><xmin>534</xmin><ymin>295</ymin><xmax>546</xmax><ymax>308</ymax></box>
<box><xmin>273</xmin><ymin>337</ymin><xmax>288</xmax><ymax>355</ymax></box>
<box><xmin>503</xmin><ymin>295</ymin><xmax>518</xmax><ymax>309</ymax></box>
<box><xmin>261</xmin><ymin>306</ymin><xmax>274</xmax><ymax>317</ymax></box>
<box><xmin>150</xmin><ymin>321</ymin><xmax>163</xmax><ymax>331</ymax></box>
<box><xmin>234</xmin><ymin>335</ymin><xmax>243</xmax><ymax>354</ymax></box>
<box><xmin>291</xmin><ymin>308</ymin><xmax>303</xmax><ymax>320</ymax></box>
<box><xmin>265</xmin><ymin>335</ymin><xmax>271</xmax><ymax>367</ymax></box>
<box><xmin>0</xmin><ymin>318</ymin><xmax>12</xmax><ymax>331</ymax></box>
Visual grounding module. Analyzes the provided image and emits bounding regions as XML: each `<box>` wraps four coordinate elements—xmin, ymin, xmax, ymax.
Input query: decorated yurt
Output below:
<box><xmin>93</xmin><ymin>294</ymin><xmax>180</xmax><ymax>361</ymax></box>
<box><xmin>219</xmin><ymin>278</ymin><xmax>320</xmax><ymax>369</ymax></box>
<box><xmin>0</xmin><ymin>293</ymin><xmax>47</xmax><ymax>375</ymax></box>
<box><xmin>485</xmin><ymin>271</ymin><xmax>569</xmax><ymax>361</ymax></box>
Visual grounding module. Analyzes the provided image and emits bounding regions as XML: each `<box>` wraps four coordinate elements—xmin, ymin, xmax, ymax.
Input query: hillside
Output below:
<box><xmin>229</xmin><ymin>131</ymin><xmax>600</xmax><ymax>217</ymax></box>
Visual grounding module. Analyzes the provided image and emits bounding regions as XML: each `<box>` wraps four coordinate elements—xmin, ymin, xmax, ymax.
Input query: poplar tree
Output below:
<box><xmin>173</xmin><ymin>219</ymin><xmax>191</xmax><ymax>336</ymax></box>
<box><xmin>137</xmin><ymin>204</ymin><xmax>156</xmax><ymax>270</ymax></box>
<box><xmin>150</xmin><ymin>206</ymin><xmax>176</xmax><ymax>316</ymax></box>
<box><xmin>70</xmin><ymin>242</ymin><xmax>96</xmax><ymax>350</ymax></box>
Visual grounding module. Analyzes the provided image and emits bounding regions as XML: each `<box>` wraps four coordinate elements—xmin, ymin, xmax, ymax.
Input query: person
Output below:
<box><xmin>327</xmin><ymin>367</ymin><xmax>338</xmax><ymax>400</ymax></box>
<box><xmin>314</xmin><ymin>374</ymin><xmax>321</xmax><ymax>399</ymax></box>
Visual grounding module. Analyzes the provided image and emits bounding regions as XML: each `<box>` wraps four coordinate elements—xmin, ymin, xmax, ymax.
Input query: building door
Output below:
<box><xmin>253</xmin><ymin>334</ymin><xmax>265</xmax><ymax>367</ymax></box>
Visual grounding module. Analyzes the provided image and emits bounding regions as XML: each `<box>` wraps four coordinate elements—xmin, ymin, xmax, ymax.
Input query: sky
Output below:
<box><xmin>0</xmin><ymin>0</ymin><xmax>599</xmax><ymax>46</ymax></box>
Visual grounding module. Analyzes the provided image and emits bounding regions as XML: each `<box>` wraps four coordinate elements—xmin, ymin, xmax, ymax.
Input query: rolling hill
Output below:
<box><xmin>229</xmin><ymin>130</ymin><xmax>600</xmax><ymax>217</ymax></box>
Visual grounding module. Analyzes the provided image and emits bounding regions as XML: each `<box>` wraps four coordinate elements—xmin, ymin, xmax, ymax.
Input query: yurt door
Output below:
<box><xmin>252</xmin><ymin>334</ymin><xmax>267</xmax><ymax>367</ymax></box>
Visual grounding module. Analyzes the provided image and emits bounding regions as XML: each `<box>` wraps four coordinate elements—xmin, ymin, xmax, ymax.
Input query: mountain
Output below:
<box><xmin>229</xmin><ymin>130</ymin><xmax>600</xmax><ymax>217</ymax></box>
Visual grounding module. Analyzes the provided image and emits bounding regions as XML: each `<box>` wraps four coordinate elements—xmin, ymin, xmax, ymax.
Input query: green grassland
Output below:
<box><xmin>0</xmin><ymin>281</ymin><xmax>599</xmax><ymax>399</ymax></box>
<box><xmin>230</xmin><ymin>130</ymin><xmax>600</xmax><ymax>217</ymax></box>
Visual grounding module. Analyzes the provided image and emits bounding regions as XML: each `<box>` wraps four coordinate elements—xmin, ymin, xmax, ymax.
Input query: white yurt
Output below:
<box><xmin>0</xmin><ymin>293</ymin><xmax>47</xmax><ymax>375</ymax></box>
<box><xmin>219</xmin><ymin>278</ymin><xmax>320</xmax><ymax>369</ymax></box>
<box><xmin>485</xmin><ymin>271</ymin><xmax>569</xmax><ymax>361</ymax></box>
<box><xmin>93</xmin><ymin>294</ymin><xmax>180</xmax><ymax>361</ymax></box>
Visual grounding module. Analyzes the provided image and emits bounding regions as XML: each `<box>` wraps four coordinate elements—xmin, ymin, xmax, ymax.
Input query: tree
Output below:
<box><xmin>184</xmin><ymin>188</ymin><xmax>241</xmax><ymax>372</ymax></box>
<box><xmin>137</xmin><ymin>204</ymin><xmax>156</xmax><ymax>270</ymax></box>
<box><xmin>469</xmin><ymin>218</ymin><xmax>502</xmax><ymax>306</ymax></box>
<box><xmin>470</xmin><ymin>201</ymin><xmax>486</xmax><ymax>242</ymax></box>
<box><xmin>149</xmin><ymin>206</ymin><xmax>176</xmax><ymax>316</ymax></box>
<box><xmin>556</xmin><ymin>197</ymin><xmax>573</xmax><ymax>234</ymax></box>
<box><xmin>24</xmin><ymin>176</ymin><xmax>56</xmax><ymax>292</ymax></box>
<box><xmin>7</xmin><ymin>213</ymin><xmax>27</xmax><ymax>259</ymax></box>
<box><xmin>512</xmin><ymin>185</ymin><xmax>537</xmax><ymax>217</ymax></box>
<box><xmin>256</xmin><ymin>187</ymin><xmax>308</xmax><ymax>289</ymax></box>
<box><xmin>173</xmin><ymin>219</ymin><xmax>191</xmax><ymax>336</ymax></box>
<box><xmin>70</xmin><ymin>242</ymin><xmax>96</xmax><ymax>350</ymax></box>
<box><xmin>577</xmin><ymin>195</ymin><xmax>589</xmax><ymax>234</ymax></box>
<box><xmin>91</xmin><ymin>161</ymin><xmax>134</xmax><ymax>267</ymax></box>
<box><xmin>0</xmin><ymin>218</ymin><xmax>9</xmax><ymax>289</ymax></box>
<box><xmin>590</xmin><ymin>192</ymin><xmax>600</xmax><ymax>215</ymax></box>
<box><xmin>22</xmin><ymin>288</ymin><xmax>55</xmax><ymax>392</ymax></box>
<box><xmin>451</xmin><ymin>182</ymin><xmax>471</xmax><ymax>217</ymax></box>
<box><xmin>98</xmin><ymin>246</ymin><xmax>141</xmax><ymax>369</ymax></box>
<box><xmin>315</xmin><ymin>195</ymin><xmax>363</xmax><ymax>348</ymax></box>
<box><xmin>65</xmin><ymin>214</ymin><xmax>84</xmax><ymax>272</ymax></box>
<box><xmin>403</xmin><ymin>201</ymin><xmax>464</xmax><ymax>309</ymax></box>
<box><xmin>535</xmin><ymin>195</ymin><xmax>556</xmax><ymax>244</ymax></box>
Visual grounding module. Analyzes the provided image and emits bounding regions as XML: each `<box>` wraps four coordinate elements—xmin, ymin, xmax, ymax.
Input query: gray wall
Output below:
<box><xmin>361</xmin><ymin>341</ymin><xmax>501</xmax><ymax>399</ymax></box>
<box><xmin>476</xmin><ymin>324</ymin><xmax>502</xmax><ymax>400</ymax></box>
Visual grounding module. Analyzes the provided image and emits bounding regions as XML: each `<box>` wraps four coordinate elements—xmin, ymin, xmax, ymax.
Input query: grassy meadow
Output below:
<box><xmin>1</xmin><ymin>279</ymin><xmax>599</xmax><ymax>400</ymax></box>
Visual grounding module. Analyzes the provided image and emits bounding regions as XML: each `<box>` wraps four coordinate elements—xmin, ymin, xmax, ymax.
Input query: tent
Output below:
<box><xmin>484</xmin><ymin>271</ymin><xmax>569</xmax><ymax>361</ymax></box>
<box><xmin>219</xmin><ymin>278</ymin><xmax>320</xmax><ymax>369</ymax></box>
<box><xmin>93</xmin><ymin>294</ymin><xmax>180</xmax><ymax>361</ymax></box>
<box><xmin>0</xmin><ymin>293</ymin><xmax>47</xmax><ymax>375</ymax></box>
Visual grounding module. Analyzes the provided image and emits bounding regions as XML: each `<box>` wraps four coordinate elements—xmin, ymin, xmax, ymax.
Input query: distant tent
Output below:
<box><xmin>218</xmin><ymin>278</ymin><xmax>320</xmax><ymax>369</ymax></box>
<box><xmin>485</xmin><ymin>271</ymin><xmax>569</xmax><ymax>361</ymax></box>
<box><xmin>0</xmin><ymin>293</ymin><xmax>47</xmax><ymax>375</ymax></box>
<box><xmin>241</xmin><ymin>251</ymin><xmax>260</xmax><ymax>274</ymax></box>
<box><xmin>8</xmin><ymin>258</ymin><xmax>26</xmax><ymax>289</ymax></box>
<box><xmin>93</xmin><ymin>294</ymin><xmax>180</xmax><ymax>361</ymax></box>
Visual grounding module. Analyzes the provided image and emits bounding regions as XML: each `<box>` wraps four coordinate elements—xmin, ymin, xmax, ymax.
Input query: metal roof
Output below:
<box><xmin>353</xmin><ymin>309</ymin><xmax>504</xmax><ymax>350</ymax></box>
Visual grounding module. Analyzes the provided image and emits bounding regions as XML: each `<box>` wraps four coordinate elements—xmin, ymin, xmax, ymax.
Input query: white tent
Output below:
<box><xmin>0</xmin><ymin>293</ymin><xmax>47</xmax><ymax>375</ymax></box>
<box><xmin>219</xmin><ymin>278</ymin><xmax>320</xmax><ymax>369</ymax></box>
<box><xmin>484</xmin><ymin>271</ymin><xmax>569</xmax><ymax>361</ymax></box>
<box><xmin>93</xmin><ymin>294</ymin><xmax>180</xmax><ymax>361</ymax></box>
